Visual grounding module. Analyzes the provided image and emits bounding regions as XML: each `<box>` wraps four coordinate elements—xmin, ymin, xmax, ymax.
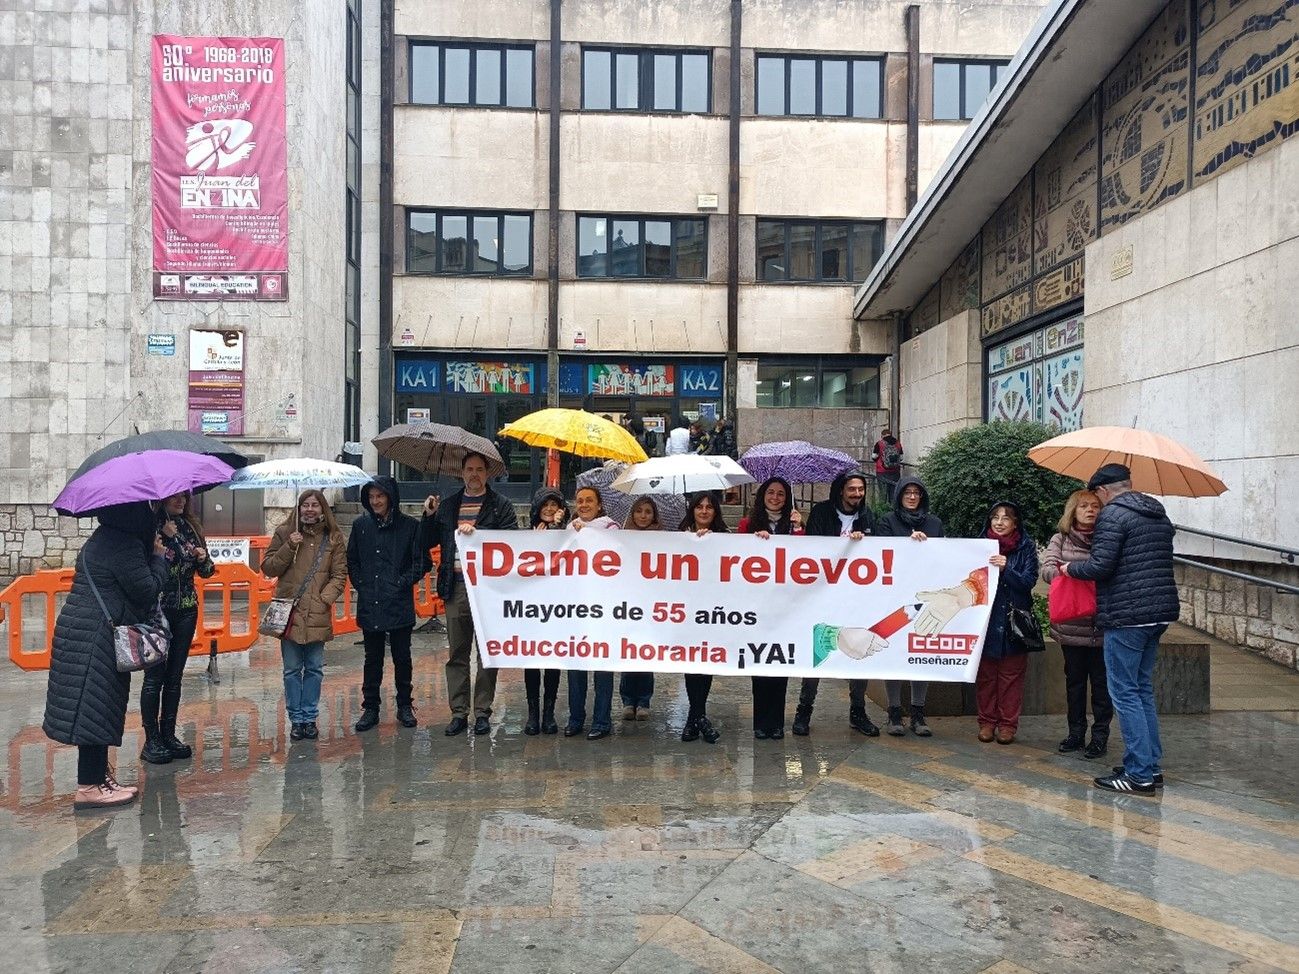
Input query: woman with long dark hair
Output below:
<box><xmin>619</xmin><ymin>496</ymin><xmax>663</xmax><ymax>720</ymax></box>
<box><xmin>139</xmin><ymin>491</ymin><xmax>214</xmax><ymax>764</ymax></box>
<box><xmin>679</xmin><ymin>491</ymin><xmax>727</xmax><ymax>743</ymax></box>
<box><xmin>737</xmin><ymin>478</ymin><xmax>803</xmax><ymax>739</ymax></box>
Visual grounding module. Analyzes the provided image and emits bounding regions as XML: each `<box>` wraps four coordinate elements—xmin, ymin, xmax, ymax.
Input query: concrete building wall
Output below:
<box><xmin>396</xmin><ymin>0</ymin><xmax>550</xmax><ymax>42</ymax></box>
<box><xmin>394</xmin><ymin>277</ymin><xmax>549</xmax><ymax>351</ymax></box>
<box><xmin>738</xmin><ymin>285</ymin><xmax>892</xmax><ymax>355</ymax></box>
<box><xmin>897</xmin><ymin>309</ymin><xmax>982</xmax><ymax>461</ymax></box>
<box><xmin>1082</xmin><ymin>136</ymin><xmax>1299</xmax><ymax>559</ymax></box>
<box><xmin>559</xmin><ymin>282</ymin><xmax>728</xmax><ymax>353</ymax></box>
<box><xmin>360</xmin><ymin>0</ymin><xmax>384</xmax><ymax>469</ymax></box>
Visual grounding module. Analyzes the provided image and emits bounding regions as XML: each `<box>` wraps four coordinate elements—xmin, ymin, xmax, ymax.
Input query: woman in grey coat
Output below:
<box><xmin>44</xmin><ymin>501</ymin><xmax>169</xmax><ymax>810</ymax></box>
<box><xmin>1041</xmin><ymin>489</ymin><xmax>1111</xmax><ymax>758</ymax></box>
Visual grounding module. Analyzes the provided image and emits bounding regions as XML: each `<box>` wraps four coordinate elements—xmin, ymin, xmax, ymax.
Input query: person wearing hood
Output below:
<box><xmin>975</xmin><ymin>499</ymin><xmax>1040</xmax><ymax>746</ymax></box>
<box><xmin>263</xmin><ymin>490</ymin><xmax>349</xmax><ymax>742</ymax></box>
<box><xmin>523</xmin><ymin>487</ymin><xmax>569</xmax><ymax>735</ymax></box>
<box><xmin>347</xmin><ymin>476</ymin><xmax>429</xmax><ymax>733</ymax></box>
<box><xmin>1041</xmin><ymin>489</ymin><xmax>1111</xmax><ymax>759</ymax></box>
<box><xmin>1061</xmin><ymin>464</ymin><xmax>1178</xmax><ymax>796</ymax></box>
<box><xmin>421</xmin><ymin>451</ymin><xmax>519</xmax><ymax>737</ymax></box>
<box><xmin>793</xmin><ymin>471</ymin><xmax>881</xmax><ymax>738</ymax></box>
<box><xmin>44</xmin><ymin>501</ymin><xmax>168</xmax><ymax>810</ymax></box>
<box><xmin>876</xmin><ymin>477</ymin><xmax>944</xmax><ymax>737</ymax></box>
<box><xmin>871</xmin><ymin>429</ymin><xmax>904</xmax><ymax>499</ymax></box>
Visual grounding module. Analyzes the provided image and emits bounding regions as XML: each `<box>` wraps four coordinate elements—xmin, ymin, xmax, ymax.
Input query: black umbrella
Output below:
<box><xmin>70</xmin><ymin>430</ymin><xmax>251</xmax><ymax>482</ymax></box>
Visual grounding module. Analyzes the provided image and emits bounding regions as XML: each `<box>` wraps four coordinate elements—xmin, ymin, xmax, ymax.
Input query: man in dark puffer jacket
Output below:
<box><xmin>1063</xmin><ymin>463</ymin><xmax>1178</xmax><ymax>796</ymax></box>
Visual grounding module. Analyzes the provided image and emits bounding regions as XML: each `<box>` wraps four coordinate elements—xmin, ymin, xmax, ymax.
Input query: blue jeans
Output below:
<box><xmin>1103</xmin><ymin>625</ymin><xmax>1166</xmax><ymax>783</ymax></box>
<box><xmin>567</xmin><ymin>670</ymin><xmax>614</xmax><ymax>731</ymax></box>
<box><xmin>282</xmin><ymin>638</ymin><xmax>325</xmax><ymax>723</ymax></box>
<box><xmin>619</xmin><ymin>672</ymin><xmax>654</xmax><ymax>708</ymax></box>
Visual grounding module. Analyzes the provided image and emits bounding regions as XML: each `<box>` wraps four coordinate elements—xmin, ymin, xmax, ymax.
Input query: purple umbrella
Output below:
<box><xmin>53</xmin><ymin>450</ymin><xmax>235</xmax><ymax>516</ymax></box>
<box><xmin>739</xmin><ymin>440</ymin><xmax>861</xmax><ymax>485</ymax></box>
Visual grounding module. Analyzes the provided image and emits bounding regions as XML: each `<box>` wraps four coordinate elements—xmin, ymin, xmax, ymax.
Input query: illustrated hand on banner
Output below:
<box><xmin>913</xmin><ymin>569</ymin><xmax>989</xmax><ymax>635</ymax></box>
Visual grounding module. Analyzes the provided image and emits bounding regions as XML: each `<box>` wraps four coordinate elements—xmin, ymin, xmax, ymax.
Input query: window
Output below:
<box><xmin>755</xmin><ymin>54</ymin><xmax>883</xmax><ymax>118</ymax></box>
<box><xmin>409</xmin><ymin>41</ymin><xmax>534</xmax><ymax>108</ymax></box>
<box><xmin>582</xmin><ymin>47</ymin><xmax>711</xmax><ymax>113</ymax></box>
<box><xmin>933</xmin><ymin>59</ymin><xmax>1008</xmax><ymax>120</ymax></box>
<box><xmin>577</xmin><ymin>215</ymin><xmax>708</xmax><ymax>279</ymax></box>
<box><xmin>755</xmin><ymin>219</ymin><xmax>883</xmax><ymax>283</ymax></box>
<box><xmin>406</xmin><ymin>210</ymin><xmax>533</xmax><ymax>275</ymax></box>
<box><xmin>756</xmin><ymin>358</ymin><xmax>881</xmax><ymax>408</ymax></box>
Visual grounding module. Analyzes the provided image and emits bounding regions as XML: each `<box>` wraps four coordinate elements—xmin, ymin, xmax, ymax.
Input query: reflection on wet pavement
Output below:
<box><xmin>3</xmin><ymin>632</ymin><xmax>1298</xmax><ymax>973</ymax></box>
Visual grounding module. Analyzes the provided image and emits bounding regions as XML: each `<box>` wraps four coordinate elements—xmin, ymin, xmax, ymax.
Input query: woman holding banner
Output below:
<box><xmin>619</xmin><ymin>497</ymin><xmax>663</xmax><ymax>720</ymax></box>
<box><xmin>567</xmin><ymin>487</ymin><xmax>619</xmax><ymax>739</ymax></box>
<box><xmin>524</xmin><ymin>488</ymin><xmax>570</xmax><ymax>735</ymax></box>
<box><xmin>738</xmin><ymin>478</ymin><xmax>803</xmax><ymax>739</ymax></box>
<box><xmin>679</xmin><ymin>492</ymin><xmax>727</xmax><ymax>743</ymax></box>
<box><xmin>976</xmin><ymin>500</ymin><xmax>1040</xmax><ymax>745</ymax></box>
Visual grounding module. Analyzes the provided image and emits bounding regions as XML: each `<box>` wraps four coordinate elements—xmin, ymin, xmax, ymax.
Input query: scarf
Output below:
<box><xmin>897</xmin><ymin>504</ymin><xmax>928</xmax><ymax>530</ymax></box>
<box><xmin>987</xmin><ymin>527</ymin><xmax>1021</xmax><ymax>556</ymax></box>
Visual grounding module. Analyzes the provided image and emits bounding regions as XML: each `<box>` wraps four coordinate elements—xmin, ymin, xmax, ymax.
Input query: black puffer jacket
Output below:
<box><xmin>44</xmin><ymin>502</ymin><xmax>168</xmax><ymax>747</ymax></box>
<box><xmin>421</xmin><ymin>484</ymin><xmax>519</xmax><ymax>600</ymax></box>
<box><xmin>806</xmin><ymin>471</ymin><xmax>877</xmax><ymax>537</ymax></box>
<box><xmin>1067</xmin><ymin>490</ymin><xmax>1178</xmax><ymax>628</ymax></box>
<box><xmin>875</xmin><ymin>475</ymin><xmax>944</xmax><ymax>538</ymax></box>
<box><xmin>346</xmin><ymin>476</ymin><xmax>428</xmax><ymax>631</ymax></box>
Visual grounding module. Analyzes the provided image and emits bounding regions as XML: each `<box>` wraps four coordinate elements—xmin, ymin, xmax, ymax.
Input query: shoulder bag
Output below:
<box><xmin>83</xmin><ymin>557</ymin><xmax>172</xmax><ymax>673</ymax></box>
<box><xmin>1007</xmin><ymin>604</ymin><xmax>1046</xmax><ymax>654</ymax></box>
<box><xmin>259</xmin><ymin>536</ymin><xmax>329</xmax><ymax>638</ymax></box>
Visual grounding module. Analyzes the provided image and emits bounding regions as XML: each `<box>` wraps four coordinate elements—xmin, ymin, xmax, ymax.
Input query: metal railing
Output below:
<box><xmin>1172</xmin><ymin>524</ymin><xmax>1299</xmax><ymax>596</ymax></box>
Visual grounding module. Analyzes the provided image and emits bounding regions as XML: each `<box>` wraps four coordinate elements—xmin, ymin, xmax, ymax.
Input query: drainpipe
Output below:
<box><xmin>905</xmin><ymin>4</ymin><xmax>920</xmax><ymax>212</ymax></box>
<box><xmin>377</xmin><ymin>0</ymin><xmax>395</xmax><ymax>475</ymax></box>
<box><xmin>547</xmin><ymin>0</ymin><xmax>562</xmax><ymax>409</ymax></box>
<box><xmin>725</xmin><ymin>0</ymin><xmax>741</xmax><ymax>423</ymax></box>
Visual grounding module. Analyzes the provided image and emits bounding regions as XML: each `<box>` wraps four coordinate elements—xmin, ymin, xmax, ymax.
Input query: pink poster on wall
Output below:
<box><xmin>151</xmin><ymin>36</ymin><xmax>289</xmax><ymax>301</ymax></box>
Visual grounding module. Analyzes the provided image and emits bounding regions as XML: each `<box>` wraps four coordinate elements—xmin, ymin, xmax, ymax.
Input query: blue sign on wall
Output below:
<box><xmin>559</xmin><ymin>364</ymin><xmax>587</xmax><ymax>397</ymax></box>
<box><xmin>395</xmin><ymin>357</ymin><xmax>440</xmax><ymax>394</ymax></box>
<box><xmin>680</xmin><ymin>364</ymin><xmax>723</xmax><ymax>395</ymax></box>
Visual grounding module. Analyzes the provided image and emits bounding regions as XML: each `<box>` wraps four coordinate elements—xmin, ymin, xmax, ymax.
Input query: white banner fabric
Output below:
<box><xmin>458</xmin><ymin>531</ymin><xmax>1001</xmax><ymax>682</ymax></box>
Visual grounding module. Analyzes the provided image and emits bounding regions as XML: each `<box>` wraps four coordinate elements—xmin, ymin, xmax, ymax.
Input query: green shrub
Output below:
<box><xmin>917</xmin><ymin>421</ymin><xmax>1077</xmax><ymax>543</ymax></box>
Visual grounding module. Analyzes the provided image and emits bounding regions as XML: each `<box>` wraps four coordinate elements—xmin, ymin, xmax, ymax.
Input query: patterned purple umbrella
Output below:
<box><xmin>53</xmin><ymin>450</ymin><xmax>235</xmax><ymax>516</ymax></box>
<box><xmin>739</xmin><ymin>440</ymin><xmax>860</xmax><ymax>485</ymax></box>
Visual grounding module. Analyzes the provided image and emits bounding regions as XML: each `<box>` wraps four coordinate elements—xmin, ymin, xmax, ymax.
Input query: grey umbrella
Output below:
<box><xmin>373</xmin><ymin>422</ymin><xmax>506</xmax><ymax>479</ymax></box>
<box><xmin>69</xmin><ymin>429</ymin><xmax>251</xmax><ymax>482</ymax></box>
<box><xmin>577</xmin><ymin>461</ymin><xmax>688</xmax><ymax>528</ymax></box>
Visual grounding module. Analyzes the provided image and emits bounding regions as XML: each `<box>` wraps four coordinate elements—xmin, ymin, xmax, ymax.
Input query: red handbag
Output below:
<box><xmin>1049</xmin><ymin>573</ymin><xmax>1096</xmax><ymax>624</ymax></box>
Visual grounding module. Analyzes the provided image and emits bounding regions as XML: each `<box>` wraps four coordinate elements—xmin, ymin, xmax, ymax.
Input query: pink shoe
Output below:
<box><xmin>73</xmin><ymin>782</ymin><xmax>137</xmax><ymax>810</ymax></box>
<box><xmin>105</xmin><ymin>765</ymin><xmax>138</xmax><ymax>797</ymax></box>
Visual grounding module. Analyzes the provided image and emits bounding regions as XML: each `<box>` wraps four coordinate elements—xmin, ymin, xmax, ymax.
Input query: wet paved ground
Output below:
<box><xmin>3</xmin><ymin>631</ymin><xmax>1298</xmax><ymax>973</ymax></box>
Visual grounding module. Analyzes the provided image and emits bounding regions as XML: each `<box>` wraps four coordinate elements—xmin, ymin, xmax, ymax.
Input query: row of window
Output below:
<box><xmin>408</xmin><ymin>41</ymin><xmax>1007</xmax><ymax>121</ymax></box>
<box><xmin>404</xmin><ymin>210</ymin><xmax>884</xmax><ymax>283</ymax></box>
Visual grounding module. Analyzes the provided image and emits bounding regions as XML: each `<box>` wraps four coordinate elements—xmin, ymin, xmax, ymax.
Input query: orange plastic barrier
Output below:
<box><xmin>414</xmin><ymin>549</ymin><xmax>444</xmax><ymax>620</ymax></box>
<box><xmin>193</xmin><ymin>562</ymin><xmax>267</xmax><ymax>657</ymax></box>
<box><xmin>1</xmin><ymin>568</ymin><xmax>75</xmax><ymax>671</ymax></box>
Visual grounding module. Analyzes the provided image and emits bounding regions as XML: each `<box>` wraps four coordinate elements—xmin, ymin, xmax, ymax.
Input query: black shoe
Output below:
<box><xmin>885</xmin><ymin>706</ymin><xmax>906</xmax><ymax>736</ymax></box>
<box><xmin>791</xmin><ymin>708</ymin><xmax>811</xmax><ymax>736</ymax></box>
<box><xmin>396</xmin><ymin>705</ymin><xmax>418</xmax><ymax>728</ymax></box>
<box><xmin>697</xmin><ymin>716</ymin><xmax>720</xmax><ymax>744</ymax></box>
<box><xmin>524</xmin><ymin>707</ymin><xmax>541</xmax><ymax>736</ymax></box>
<box><xmin>1083</xmin><ymin>739</ymin><xmax>1108</xmax><ymax>759</ymax></box>
<box><xmin>769</xmin><ymin>727</ymin><xmax>784</xmax><ymax>740</ymax></box>
<box><xmin>909</xmin><ymin>706</ymin><xmax>932</xmax><ymax>738</ymax></box>
<box><xmin>564</xmin><ymin>722</ymin><xmax>584</xmax><ymax>737</ymax></box>
<box><xmin>140</xmin><ymin>738</ymin><xmax>173</xmax><ymax>765</ymax></box>
<box><xmin>681</xmin><ymin>719</ymin><xmax>700</xmax><ymax>742</ymax></box>
<box><xmin>445</xmin><ymin>716</ymin><xmax>469</xmax><ymax>736</ymax></box>
<box><xmin>302</xmin><ymin>722</ymin><xmax>319</xmax><ymax>740</ymax></box>
<box><xmin>541</xmin><ymin>706</ymin><xmax>559</xmax><ymax>735</ymax></box>
<box><xmin>1094</xmin><ymin>772</ymin><xmax>1157</xmax><ymax>795</ymax></box>
<box><xmin>754</xmin><ymin>728</ymin><xmax>771</xmax><ymax>740</ymax></box>
<box><xmin>850</xmin><ymin>709</ymin><xmax>881</xmax><ymax>737</ymax></box>
<box><xmin>1112</xmin><ymin>765</ymin><xmax>1162</xmax><ymax>786</ymax></box>
<box><xmin>163</xmin><ymin>736</ymin><xmax>193</xmax><ymax>759</ymax></box>
<box><xmin>1058</xmin><ymin>735</ymin><xmax>1085</xmax><ymax>753</ymax></box>
<box><xmin>472</xmin><ymin>716</ymin><xmax>491</xmax><ymax>736</ymax></box>
<box><xmin>587</xmin><ymin>727</ymin><xmax>610</xmax><ymax>740</ymax></box>
<box><xmin>290</xmin><ymin>723</ymin><xmax>305</xmax><ymax>741</ymax></box>
<box><xmin>354</xmin><ymin>709</ymin><xmax>380</xmax><ymax>733</ymax></box>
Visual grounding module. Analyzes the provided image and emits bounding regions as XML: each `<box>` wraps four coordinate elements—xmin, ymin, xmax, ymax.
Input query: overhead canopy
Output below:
<box><xmin>854</xmin><ymin>0</ymin><xmax>1169</xmax><ymax>320</ymax></box>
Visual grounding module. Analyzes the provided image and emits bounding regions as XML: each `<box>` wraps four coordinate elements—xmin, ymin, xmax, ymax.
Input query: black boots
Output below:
<box><xmin>540</xmin><ymin>697</ymin><xmax>558</xmax><ymax>735</ymax></box>
<box><xmin>140</xmin><ymin>683</ymin><xmax>183</xmax><ymax>763</ymax></box>
<box><xmin>886</xmin><ymin>706</ymin><xmax>906</xmax><ymax>736</ymax></box>
<box><xmin>909</xmin><ymin>705</ymin><xmax>932</xmax><ymax>737</ymax></box>
<box><xmin>524</xmin><ymin>697</ymin><xmax>541</xmax><ymax>736</ymax></box>
<box><xmin>160</xmin><ymin>688</ymin><xmax>192</xmax><ymax>758</ymax></box>
<box><xmin>849</xmin><ymin>707</ymin><xmax>881</xmax><ymax>737</ymax></box>
<box><xmin>791</xmin><ymin>705</ymin><xmax>812</xmax><ymax>736</ymax></box>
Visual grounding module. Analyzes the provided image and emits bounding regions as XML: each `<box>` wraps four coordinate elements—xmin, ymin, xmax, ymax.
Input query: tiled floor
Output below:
<box><xmin>2</xmin><ymin>632</ymin><xmax>1297</xmax><ymax>973</ymax></box>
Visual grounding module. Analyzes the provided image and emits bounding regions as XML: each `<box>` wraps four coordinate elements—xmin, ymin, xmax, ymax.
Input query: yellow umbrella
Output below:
<box><xmin>499</xmin><ymin>408</ymin><xmax>648</xmax><ymax>464</ymax></box>
<box><xmin>1027</xmin><ymin>426</ymin><xmax>1227</xmax><ymax>497</ymax></box>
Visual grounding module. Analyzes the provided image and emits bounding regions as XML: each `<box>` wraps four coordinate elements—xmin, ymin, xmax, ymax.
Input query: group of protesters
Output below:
<box><xmin>44</xmin><ymin>439</ymin><xmax>1176</xmax><ymax>809</ymax></box>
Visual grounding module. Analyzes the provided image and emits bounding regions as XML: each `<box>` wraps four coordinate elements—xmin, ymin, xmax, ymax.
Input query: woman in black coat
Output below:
<box><xmin>679</xmin><ymin>492</ymin><xmax>727</xmax><ymax>743</ymax></box>
<box><xmin>44</xmin><ymin>501</ymin><xmax>169</xmax><ymax>810</ymax></box>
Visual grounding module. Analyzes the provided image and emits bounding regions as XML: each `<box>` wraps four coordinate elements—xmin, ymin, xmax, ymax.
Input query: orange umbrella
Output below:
<box><xmin>1027</xmin><ymin>426</ymin><xmax>1227</xmax><ymax>498</ymax></box>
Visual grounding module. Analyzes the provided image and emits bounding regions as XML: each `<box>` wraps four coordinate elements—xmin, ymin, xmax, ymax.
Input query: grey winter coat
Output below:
<box><xmin>1066</xmin><ymin>491</ymin><xmax>1178</xmax><ymax>629</ymax></box>
<box><xmin>1041</xmin><ymin>529</ymin><xmax>1103</xmax><ymax>648</ymax></box>
<box><xmin>44</xmin><ymin>502</ymin><xmax>168</xmax><ymax>747</ymax></box>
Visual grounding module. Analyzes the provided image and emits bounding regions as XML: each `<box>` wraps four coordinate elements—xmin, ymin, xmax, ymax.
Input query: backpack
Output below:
<box><xmin>881</xmin><ymin>439</ymin><xmax>901</xmax><ymax>468</ymax></box>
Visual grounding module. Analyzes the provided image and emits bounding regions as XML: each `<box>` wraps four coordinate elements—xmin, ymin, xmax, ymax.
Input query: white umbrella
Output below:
<box><xmin>228</xmin><ymin>458</ymin><xmax>374</xmax><ymax>530</ymax></box>
<box><xmin>611</xmin><ymin>454</ymin><xmax>755</xmax><ymax>496</ymax></box>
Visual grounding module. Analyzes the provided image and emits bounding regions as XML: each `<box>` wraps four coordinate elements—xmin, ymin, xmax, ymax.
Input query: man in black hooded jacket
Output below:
<box><xmin>347</xmin><ymin>476</ymin><xmax>428</xmax><ymax>732</ymax></box>
<box><xmin>792</xmin><ymin>470</ymin><xmax>882</xmax><ymax>738</ymax></box>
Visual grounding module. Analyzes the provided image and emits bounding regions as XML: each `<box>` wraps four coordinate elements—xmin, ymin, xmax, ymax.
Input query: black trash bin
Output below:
<box><xmin>340</xmin><ymin>442</ymin><xmax>365</xmax><ymax>502</ymax></box>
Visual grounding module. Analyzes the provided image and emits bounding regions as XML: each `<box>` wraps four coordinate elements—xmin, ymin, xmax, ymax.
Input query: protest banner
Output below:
<box><xmin>458</xmin><ymin>531</ymin><xmax>1000</xmax><ymax>681</ymax></box>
